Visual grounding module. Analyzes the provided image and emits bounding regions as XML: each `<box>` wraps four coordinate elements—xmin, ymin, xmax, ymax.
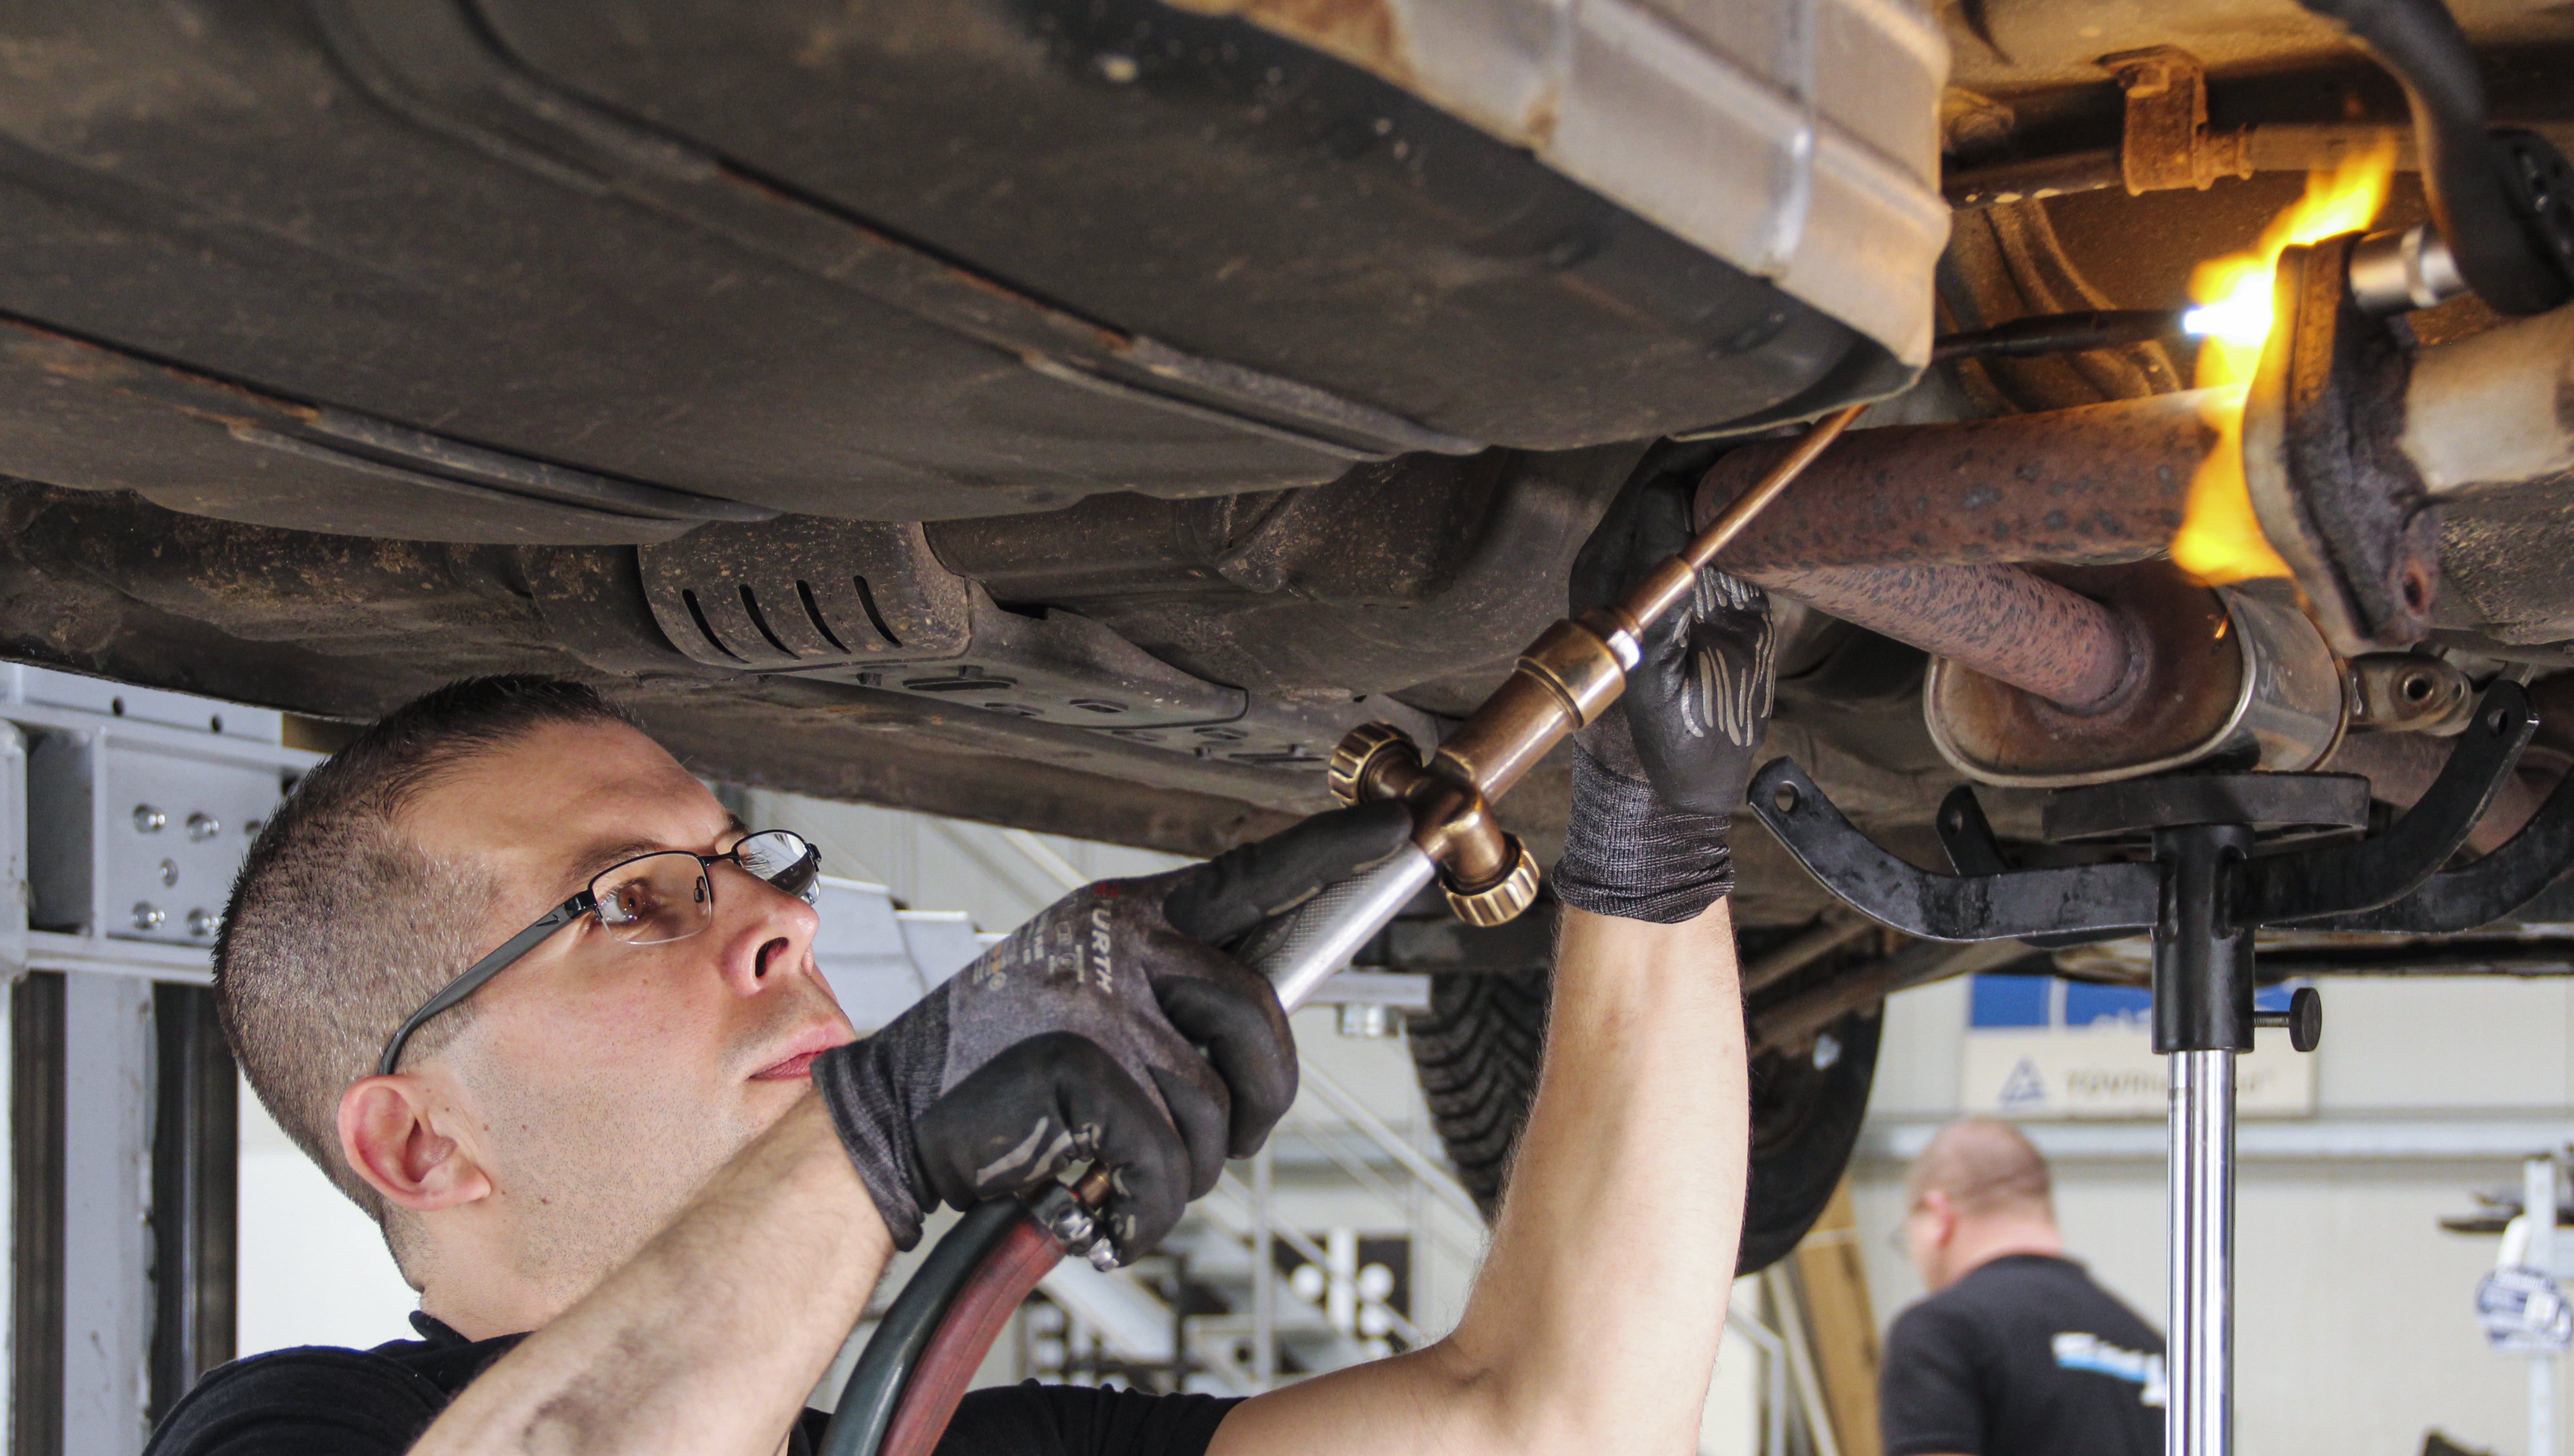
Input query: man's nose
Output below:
<box><xmin>710</xmin><ymin>862</ymin><xmax>822</xmax><ymax>994</ymax></box>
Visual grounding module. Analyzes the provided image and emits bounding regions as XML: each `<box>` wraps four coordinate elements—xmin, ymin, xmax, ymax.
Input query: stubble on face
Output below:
<box><xmin>454</xmin><ymin>1026</ymin><xmax>776</xmax><ymax>1296</ymax></box>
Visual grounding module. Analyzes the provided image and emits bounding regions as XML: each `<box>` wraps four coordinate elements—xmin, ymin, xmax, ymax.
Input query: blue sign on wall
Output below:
<box><xmin>1970</xmin><ymin>974</ymin><xmax>2300</xmax><ymax>1030</ymax></box>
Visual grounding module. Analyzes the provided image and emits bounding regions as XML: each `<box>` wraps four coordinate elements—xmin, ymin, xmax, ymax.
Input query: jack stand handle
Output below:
<box><xmin>2252</xmin><ymin>986</ymin><xmax>2323</xmax><ymax>1053</ymax></box>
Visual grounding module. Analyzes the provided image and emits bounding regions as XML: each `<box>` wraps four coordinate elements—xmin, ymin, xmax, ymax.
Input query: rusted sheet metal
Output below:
<box><xmin>1700</xmin><ymin>390</ymin><xmax>2215</xmax><ymax>573</ymax></box>
<box><xmin>2102</xmin><ymin>47</ymin><xmax>2253</xmax><ymax>195</ymax></box>
<box><xmin>1741</xmin><ymin>563</ymin><xmax>2136</xmax><ymax>709</ymax></box>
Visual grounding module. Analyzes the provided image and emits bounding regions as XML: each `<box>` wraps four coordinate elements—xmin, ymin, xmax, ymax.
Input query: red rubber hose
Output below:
<box><xmin>880</xmin><ymin>1216</ymin><xmax>1066</xmax><ymax>1456</ymax></box>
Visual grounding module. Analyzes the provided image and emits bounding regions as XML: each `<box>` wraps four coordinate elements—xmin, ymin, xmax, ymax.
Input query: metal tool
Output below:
<box><xmin>1746</xmin><ymin>682</ymin><xmax>2563</xmax><ymax>1456</ymax></box>
<box><xmin>1320</xmin><ymin>405</ymin><xmax>1864</xmax><ymax>924</ymax></box>
<box><xmin>818</xmin><ymin>402</ymin><xmax>1868</xmax><ymax>1456</ymax></box>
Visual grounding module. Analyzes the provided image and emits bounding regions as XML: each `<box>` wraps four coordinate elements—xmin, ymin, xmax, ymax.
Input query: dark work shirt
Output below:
<box><xmin>1880</xmin><ymin>1254</ymin><xmax>2164</xmax><ymax>1456</ymax></box>
<box><xmin>145</xmin><ymin>1313</ymin><xmax>1240</xmax><ymax>1456</ymax></box>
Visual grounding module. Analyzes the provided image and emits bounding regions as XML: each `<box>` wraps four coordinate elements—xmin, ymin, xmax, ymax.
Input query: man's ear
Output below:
<box><xmin>338</xmin><ymin>1074</ymin><xmax>492</xmax><ymax>1214</ymax></box>
<box><xmin>1920</xmin><ymin>1189</ymin><xmax>1958</xmax><ymax>1244</ymax></box>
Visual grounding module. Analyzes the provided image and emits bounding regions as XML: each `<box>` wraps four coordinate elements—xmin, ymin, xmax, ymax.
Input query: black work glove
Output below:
<box><xmin>813</xmin><ymin>802</ymin><xmax>1413</xmax><ymax>1258</ymax></box>
<box><xmin>1553</xmin><ymin>468</ymin><xmax>1774</xmax><ymax>922</ymax></box>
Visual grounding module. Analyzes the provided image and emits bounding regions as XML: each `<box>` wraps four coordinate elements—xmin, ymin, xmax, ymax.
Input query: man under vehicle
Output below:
<box><xmin>1882</xmin><ymin>1117</ymin><xmax>2166</xmax><ymax>1456</ymax></box>
<box><xmin>148</xmin><ymin>468</ymin><xmax>1765</xmax><ymax>1456</ymax></box>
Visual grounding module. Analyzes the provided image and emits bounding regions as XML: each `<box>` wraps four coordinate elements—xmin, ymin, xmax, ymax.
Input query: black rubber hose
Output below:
<box><xmin>820</xmin><ymin>1198</ymin><xmax>1026</xmax><ymax>1456</ymax></box>
<box><xmin>1930</xmin><ymin>309</ymin><xmax>2188</xmax><ymax>362</ymax></box>
<box><xmin>2294</xmin><ymin>0</ymin><xmax>2574</xmax><ymax>314</ymax></box>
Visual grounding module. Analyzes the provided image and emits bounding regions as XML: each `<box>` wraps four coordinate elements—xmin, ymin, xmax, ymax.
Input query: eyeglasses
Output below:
<box><xmin>376</xmin><ymin>829</ymin><xmax>821</xmax><ymax>1076</ymax></box>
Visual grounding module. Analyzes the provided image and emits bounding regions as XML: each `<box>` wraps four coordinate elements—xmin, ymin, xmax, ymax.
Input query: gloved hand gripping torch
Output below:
<box><xmin>820</xmin><ymin>404</ymin><xmax>1862</xmax><ymax>1456</ymax></box>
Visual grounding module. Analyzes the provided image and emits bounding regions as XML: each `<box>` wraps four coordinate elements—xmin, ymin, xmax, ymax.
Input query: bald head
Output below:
<box><xmin>1908</xmin><ymin>1118</ymin><xmax>2052</xmax><ymax>1220</ymax></box>
<box><xmin>1900</xmin><ymin>1118</ymin><xmax>2062</xmax><ymax>1290</ymax></box>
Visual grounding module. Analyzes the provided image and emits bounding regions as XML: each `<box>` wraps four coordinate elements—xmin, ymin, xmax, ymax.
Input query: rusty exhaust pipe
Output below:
<box><xmin>1744</xmin><ymin>563</ymin><xmax>2138</xmax><ymax>710</ymax></box>
<box><xmin>1687</xmin><ymin>394</ymin><xmax>2196</xmax><ymax>724</ymax></box>
<box><xmin>1702</xmin><ymin>390</ymin><xmax>2210</xmax><ymax>574</ymax></box>
<box><xmin>1688</xmin><ymin>289</ymin><xmax>2574</xmax><ymax>784</ymax></box>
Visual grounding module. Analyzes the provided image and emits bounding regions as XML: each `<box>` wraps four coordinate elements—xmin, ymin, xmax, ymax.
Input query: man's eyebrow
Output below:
<box><xmin>549</xmin><ymin>835</ymin><xmax>688</xmax><ymax>900</ymax></box>
<box><xmin>552</xmin><ymin>818</ymin><xmax>749</xmax><ymax>900</ymax></box>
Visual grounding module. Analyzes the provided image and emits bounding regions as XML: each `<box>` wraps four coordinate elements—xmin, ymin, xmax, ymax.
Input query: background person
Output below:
<box><xmin>1882</xmin><ymin>1116</ymin><xmax>2166</xmax><ymax>1456</ymax></box>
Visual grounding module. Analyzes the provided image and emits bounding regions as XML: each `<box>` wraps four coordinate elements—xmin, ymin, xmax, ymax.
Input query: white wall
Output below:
<box><xmin>1854</xmin><ymin>972</ymin><xmax>2574</xmax><ymax>1456</ymax></box>
<box><xmin>236</xmin><ymin>1080</ymin><xmax>418</xmax><ymax>1356</ymax></box>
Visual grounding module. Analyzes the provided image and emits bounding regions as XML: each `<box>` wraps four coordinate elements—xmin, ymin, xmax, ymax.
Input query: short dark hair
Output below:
<box><xmin>215</xmin><ymin>676</ymin><xmax>638</xmax><ymax>1226</ymax></box>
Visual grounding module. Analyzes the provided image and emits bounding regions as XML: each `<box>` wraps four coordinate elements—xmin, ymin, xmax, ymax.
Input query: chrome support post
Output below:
<box><xmin>2153</xmin><ymin>824</ymin><xmax>2253</xmax><ymax>1456</ymax></box>
<box><xmin>2166</xmin><ymin>1050</ymin><xmax>2236</xmax><ymax>1456</ymax></box>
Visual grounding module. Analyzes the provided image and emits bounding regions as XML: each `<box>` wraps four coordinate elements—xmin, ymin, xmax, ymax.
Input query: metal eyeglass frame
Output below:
<box><xmin>374</xmin><ymin>830</ymin><xmax>822</xmax><ymax>1076</ymax></box>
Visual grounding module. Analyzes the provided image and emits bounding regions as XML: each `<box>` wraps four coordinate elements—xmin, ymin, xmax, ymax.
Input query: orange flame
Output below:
<box><xmin>2168</xmin><ymin>143</ymin><xmax>2399</xmax><ymax>584</ymax></box>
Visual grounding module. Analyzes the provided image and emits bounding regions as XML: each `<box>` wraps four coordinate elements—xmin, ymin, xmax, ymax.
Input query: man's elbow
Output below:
<box><xmin>1398</xmin><ymin>1336</ymin><xmax>1704</xmax><ymax>1456</ymax></box>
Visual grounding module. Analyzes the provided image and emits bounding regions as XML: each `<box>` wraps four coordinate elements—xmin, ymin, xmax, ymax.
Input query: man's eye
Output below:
<box><xmin>599</xmin><ymin>882</ymin><xmax>656</xmax><ymax>925</ymax></box>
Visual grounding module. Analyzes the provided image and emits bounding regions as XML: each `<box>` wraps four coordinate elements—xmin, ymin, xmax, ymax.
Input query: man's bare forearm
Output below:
<box><xmin>413</xmin><ymin>1094</ymin><xmax>892</xmax><ymax>1456</ymax></box>
<box><xmin>1214</xmin><ymin>900</ymin><xmax>1749</xmax><ymax>1456</ymax></box>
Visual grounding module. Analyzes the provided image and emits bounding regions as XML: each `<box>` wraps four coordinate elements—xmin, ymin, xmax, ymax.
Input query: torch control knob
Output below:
<box><xmin>1328</xmin><ymin>722</ymin><xmax>1420</xmax><ymax>806</ymax></box>
<box><xmin>1442</xmin><ymin>836</ymin><xmax>1541</xmax><ymax>928</ymax></box>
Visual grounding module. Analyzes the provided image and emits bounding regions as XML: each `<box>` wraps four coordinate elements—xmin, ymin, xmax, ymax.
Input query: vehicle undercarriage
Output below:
<box><xmin>2</xmin><ymin>0</ymin><xmax>2573</xmax><ymax>1274</ymax></box>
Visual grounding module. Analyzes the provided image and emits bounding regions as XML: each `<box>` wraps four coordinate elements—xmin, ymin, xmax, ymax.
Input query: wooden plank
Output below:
<box><xmin>1789</xmin><ymin>1174</ymin><xmax>1884</xmax><ymax>1456</ymax></box>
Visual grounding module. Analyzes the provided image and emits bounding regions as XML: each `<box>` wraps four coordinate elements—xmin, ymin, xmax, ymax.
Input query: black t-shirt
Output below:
<box><xmin>1879</xmin><ymin>1254</ymin><xmax>2164</xmax><ymax>1456</ymax></box>
<box><xmin>144</xmin><ymin>1312</ymin><xmax>1240</xmax><ymax>1456</ymax></box>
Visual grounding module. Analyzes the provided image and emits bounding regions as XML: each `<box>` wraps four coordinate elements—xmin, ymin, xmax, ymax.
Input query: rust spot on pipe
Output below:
<box><xmin>1745</xmin><ymin>563</ymin><xmax>2138</xmax><ymax>710</ymax></box>
<box><xmin>1700</xmin><ymin>391</ymin><xmax>2220</xmax><ymax>572</ymax></box>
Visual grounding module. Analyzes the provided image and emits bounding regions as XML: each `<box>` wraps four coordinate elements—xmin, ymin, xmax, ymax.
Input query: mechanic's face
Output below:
<box><xmin>400</xmin><ymin>720</ymin><xmax>853</xmax><ymax>1306</ymax></box>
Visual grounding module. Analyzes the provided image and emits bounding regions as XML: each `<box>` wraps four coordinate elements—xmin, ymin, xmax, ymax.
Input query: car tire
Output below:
<box><xmin>1740</xmin><ymin>1002</ymin><xmax>1882</xmax><ymax>1272</ymax></box>
<box><xmin>1406</xmin><ymin>967</ymin><xmax>1882</xmax><ymax>1275</ymax></box>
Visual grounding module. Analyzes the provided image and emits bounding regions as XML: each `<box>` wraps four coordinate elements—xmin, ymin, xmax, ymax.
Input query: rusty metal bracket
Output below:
<box><xmin>2244</xmin><ymin>234</ymin><xmax>2444</xmax><ymax>652</ymax></box>
<box><xmin>2102</xmin><ymin>48</ymin><xmax>2254</xmax><ymax>195</ymax></box>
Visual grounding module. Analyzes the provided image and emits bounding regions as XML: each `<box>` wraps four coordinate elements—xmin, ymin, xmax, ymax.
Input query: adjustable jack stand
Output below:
<box><xmin>1748</xmin><ymin>683</ymin><xmax>2566</xmax><ymax>1456</ymax></box>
